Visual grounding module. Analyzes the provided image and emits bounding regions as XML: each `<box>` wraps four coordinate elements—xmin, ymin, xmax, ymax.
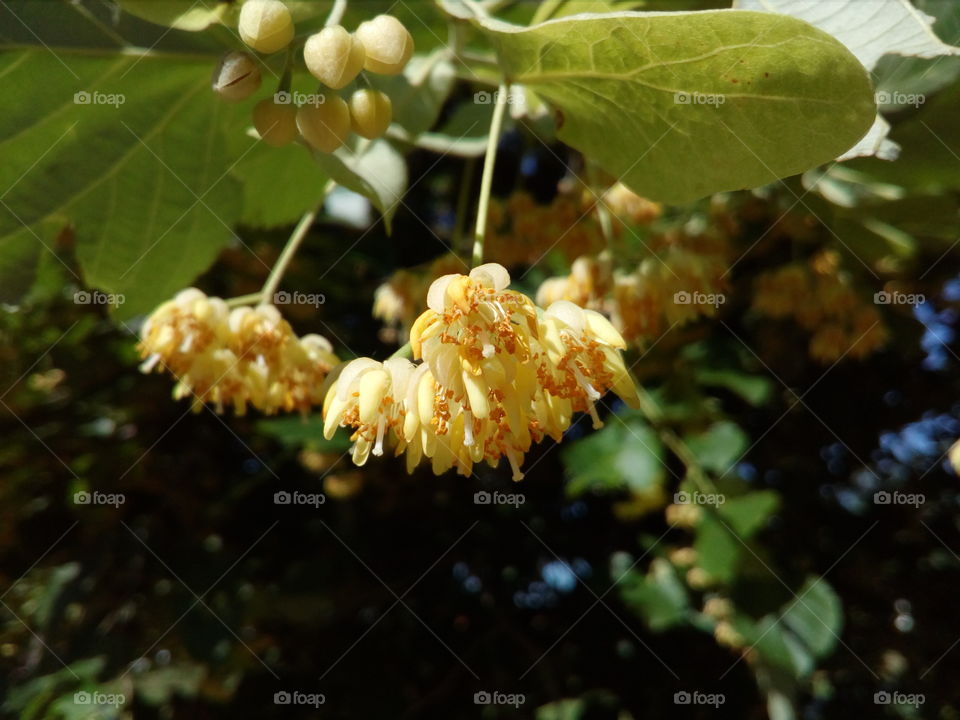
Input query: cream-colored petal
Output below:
<box><xmin>358</xmin><ymin>369</ymin><xmax>390</xmax><ymax>425</ymax></box>
<box><xmin>463</xmin><ymin>373</ymin><xmax>489</xmax><ymax>419</ymax></box>
<box><xmin>584</xmin><ymin>309</ymin><xmax>627</xmax><ymax>349</ymax></box>
<box><xmin>469</xmin><ymin>263</ymin><xmax>510</xmax><ymax>290</ymax></box>
<box><xmin>426</xmin><ymin>274</ymin><xmax>460</xmax><ymax>313</ymax></box>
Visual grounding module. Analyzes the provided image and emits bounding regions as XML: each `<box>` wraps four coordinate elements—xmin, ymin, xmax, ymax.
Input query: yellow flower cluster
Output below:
<box><xmin>138</xmin><ymin>288</ymin><xmax>338</xmax><ymax>414</ymax></box>
<box><xmin>537</xmin><ymin>230</ymin><xmax>731</xmax><ymax>343</ymax></box>
<box><xmin>752</xmin><ymin>252</ymin><xmax>888</xmax><ymax>362</ymax></box>
<box><xmin>324</xmin><ymin>264</ymin><xmax>640</xmax><ymax>479</ymax></box>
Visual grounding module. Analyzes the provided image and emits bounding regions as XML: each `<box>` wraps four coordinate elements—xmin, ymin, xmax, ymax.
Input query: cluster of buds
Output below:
<box><xmin>324</xmin><ymin>264</ymin><xmax>640</xmax><ymax>480</ymax></box>
<box><xmin>752</xmin><ymin>251</ymin><xmax>888</xmax><ymax>362</ymax></box>
<box><xmin>138</xmin><ymin>289</ymin><xmax>338</xmax><ymax>415</ymax></box>
<box><xmin>212</xmin><ymin>0</ymin><xmax>413</xmax><ymax>152</ymax></box>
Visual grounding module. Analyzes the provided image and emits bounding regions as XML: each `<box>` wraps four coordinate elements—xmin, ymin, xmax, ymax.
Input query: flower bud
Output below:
<box><xmin>354</xmin><ymin>15</ymin><xmax>413</xmax><ymax>75</ymax></box>
<box><xmin>253</xmin><ymin>98</ymin><xmax>298</xmax><ymax>147</ymax></box>
<box><xmin>303</xmin><ymin>26</ymin><xmax>366</xmax><ymax>89</ymax></box>
<box><xmin>297</xmin><ymin>96</ymin><xmax>351</xmax><ymax>153</ymax></box>
<box><xmin>212</xmin><ymin>52</ymin><xmax>261</xmax><ymax>102</ymax></box>
<box><xmin>348</xmin><ymin>89</ymin><xmax>392</xmax><ymax>139</ymax></box>
<box><xmin>238</xmin><ymin>0</ymin><xmax>294</xmax><ymax>54</ymax></box>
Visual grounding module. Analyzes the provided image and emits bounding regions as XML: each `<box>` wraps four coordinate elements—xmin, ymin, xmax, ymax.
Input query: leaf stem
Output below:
<box><xmin>260</xmin><ymin>180</ymin><xmax>336</xmax><ymax>304</ymax></box>
<box><xmin>472</xmin><ymin>82</ymin><xmax>509</xmax><ymax>267</ymax></box>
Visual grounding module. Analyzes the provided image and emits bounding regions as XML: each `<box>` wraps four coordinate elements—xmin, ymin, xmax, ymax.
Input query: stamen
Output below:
<box><xmin>373</xmin><ymin>414</ymin><xmax>386</xmax><ymax>456</ymax></box>
<box><xmin>139</xmin><ymin>353</ymin><xmax>162</xmax><ymax>373</ymax></box>
<box><xmin>504</xmin><ymin>446</ymin><xmax>524</xmax><ymax>482</ymax></box>
<box><xmin>572</xmin><ymin>364</ymin><xmax>601</xmax><ymax>401</ymax></box>
<box><xmin>179</xmin><ymin>333</ymin><xmax>194</xmax><ymax>353</ymax></box>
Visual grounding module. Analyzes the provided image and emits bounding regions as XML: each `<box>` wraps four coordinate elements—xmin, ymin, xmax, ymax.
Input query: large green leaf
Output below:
<box><xmin>0</xmin><ymin>50</ymin><xmax>242</xmax><ymax>318</ymax></box>
<box><xmin>442</xmin><ymin>3</ymin><xmax>876</xmax><ymax>203</ymax></box>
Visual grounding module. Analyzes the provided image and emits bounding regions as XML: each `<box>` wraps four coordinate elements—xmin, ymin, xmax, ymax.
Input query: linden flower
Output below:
<box><xmin>139</xmin><ymin>288</ymin><xmax>230</xmax><ymax>376</ymax></box>
<box><xmin>409</xmin><ymin>263</ymin><xmax>539</xmax><ymax>434</ymax></box>
<box><xmin>538</xmin><ymin>301</ymin><xmax>640</xmax><ymax>428</ymax></box>
<box><xmin>398</xmin><ymin>363</ymin><xmax>536</xmax><ymax>481</ymax></box>
<box><xmin>322</xmin><ymin>357</ymin><xmax>416</xmax><ymax>465</ymax></box>
<box><xmin>139</xmin><ymin>289</ymin><xmax>338</xmax><ymax>415</ymax></box>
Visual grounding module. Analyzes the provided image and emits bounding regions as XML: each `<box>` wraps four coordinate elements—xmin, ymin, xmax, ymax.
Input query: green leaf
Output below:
<box><xmin>393</xmin><ymin>101</ymin><xmax>491</xmax><ymax>157</ymax></box>
<box><xmin>118</xmin><ymin>0</ymin><xmax>228</xmax><ymax>31</ymax></box>
<box><xmin>717</xmin><ymin>491</ymin><xmax>780</xmax><ymax>539</ymax></box>
<box><xmin>780</xmin><ymin>577</ymin><xmax>842</xmax><ymax>658</ymax></box>
<box><xmin>685</xmin><ymin>420</ymin><xmax>748</xmax><ymax>475</ymax></box>
<box><xmin>695</xmin><ymin>368</ymin><xmax>773</xmax><ymax>406</ymax></box>
<box><xmin>562</xmin><ymin>416</ymin><xmax>665</xmax><ymax>496</ymax></box>
<box><xmin>735</xmin><ymin>0</ymin><xmax>960</xmax><ymax>161</ymax></box>
<box><xmin>232</xmin><ymin>139</ymin><xmax>330</xmax><ymax>229</ymax></box>
<box><xmin>310</xmin><ymin>140</ymin><xmax>407</xmax><ymax>231</ymax></box>
<box><xmin>619</xmin><ymin>557</ymin><xmax>690</xmax><ymax>631</ymax></box>
<box><xmin>693</xmin><ymin>511</ymin><xmax>741</xmax><ymax>583</ymax></box>
<box><xmin>0</xmin><ymin>48</ymin><xmax>242</xmax><ymax>317</ymax></box>
<box><xmin>442</xmin><ymin>3</ymin><xmax>876</xmax><ymax>203</ymax></box>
